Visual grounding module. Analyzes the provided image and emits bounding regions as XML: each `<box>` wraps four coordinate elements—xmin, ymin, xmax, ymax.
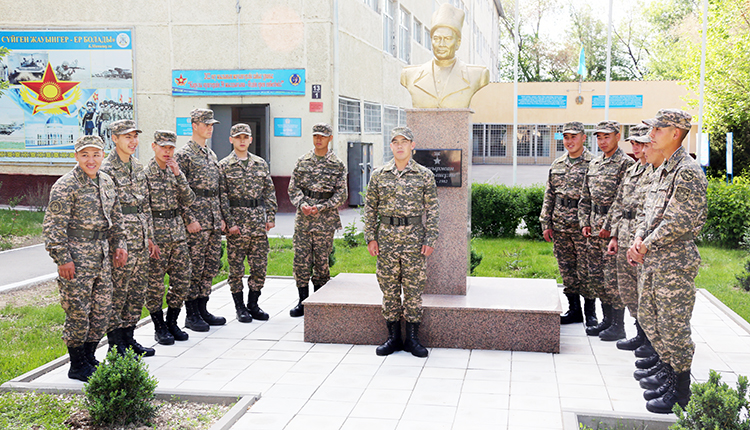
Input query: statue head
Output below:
<box><xmin>430</xmin><ymin>3</ymin><xmax>464</xmax><ymax>61</ymax></box>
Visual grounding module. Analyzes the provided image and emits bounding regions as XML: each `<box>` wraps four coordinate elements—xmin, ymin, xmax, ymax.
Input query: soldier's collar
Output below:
<box><xmin>231</xmin><ymin>151</ymin><xmax>254</xmax><ymax>166</ymax></box>
<box><xmin>74</xmin><ymin>165</ymin><xmax>98</xmax><ymax>184</ymax></box>
<box><xmin>663</xmin><ymin>146</ymin><xmax>687</xmax><ymax>172</ymax></box>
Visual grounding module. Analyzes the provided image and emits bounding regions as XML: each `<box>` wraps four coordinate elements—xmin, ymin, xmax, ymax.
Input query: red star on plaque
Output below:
<box><xmin>20</xmin><ymin>63</ymin><xmax>80</xmax><ymax>115</ymax></box>
<box><xmin>175</xmin><ymin>74</ymin><xmax>187</xmax><ymax>86</ymax></box>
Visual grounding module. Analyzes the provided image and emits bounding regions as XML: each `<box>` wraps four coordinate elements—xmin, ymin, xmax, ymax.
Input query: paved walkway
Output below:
<box><xmin>12</xmin><ymin>277</ymin><xmax>750</xmax><ymax>430</ymax></box>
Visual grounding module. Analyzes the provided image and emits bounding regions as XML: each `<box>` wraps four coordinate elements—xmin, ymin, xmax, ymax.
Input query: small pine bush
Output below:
<box><xmin>83</xmin><ymin>348</ymin><xmax>159</xmax><ymax>426</ymax></box>
<box><xmin>672</xmin><ymin>369</ymin><xmax>750</xmax><ymax>429</ymax></box>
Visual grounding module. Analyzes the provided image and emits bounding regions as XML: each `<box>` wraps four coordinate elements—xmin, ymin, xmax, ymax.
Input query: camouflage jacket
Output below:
<box><xmin>288</xmin><ymin>149</ymin><xmax>347</xmax><ymax>232</ymax></box>
<box><xmin>174</xmin><ymin>140</ymin><xmax>223</xmax><ymax>231</ymax></box>
<box><xmin>44</xmin><ymin>166</ymin><xmax>127</xmax><ymax>266</ymax></box>
<box><xmin>539</xmin><ymin>149</ymin><xmax>593</xmax><ymax>233</ymax></box>
<box><xmin>144</xmin><ymin>158</ymin><xmax>195</xmax><ymax>244</ymax></box>
<box><xmin>364</xmin><ymin>158</ymin><xmax>440</xmax><ymax>248</ymax></box>
<box><xmin>578</xmin><ymin>147</ymin><xmax>634</xmax><ymax>234</ymax></box>
<box><xmin>609</xmin><ymin>162</ymin><xmax>650</xmax><ymax>241</ymax></box>
<box><xmin>219</xmin><ymin>152</ymin><xmax>277</xmax><ymax>236</ymax></box>
<box><xmin>634</xmin><ymin>146</ymin><xmax>707</xmax><ymax>269</ymax></box>
<box><xmin>100</xmin><ymin>151</ymin><xmax>153</xmax><ymax>251</ymax></box>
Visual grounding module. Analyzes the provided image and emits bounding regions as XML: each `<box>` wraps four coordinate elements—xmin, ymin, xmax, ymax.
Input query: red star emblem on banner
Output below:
<box><xmin>20</xmin><ymin>63</ymin><xmax>79</xmax><ymax>114</ymax></box>
<box><xmin>175</xmin><ymin>74</ymin><xmax>187</xmax><ymax>86</ymax></box>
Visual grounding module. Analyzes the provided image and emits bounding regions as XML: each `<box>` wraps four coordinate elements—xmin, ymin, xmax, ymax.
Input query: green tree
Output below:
<box><xmin>0</xmin><ymin>47</ymin><xmax>8</xmax><ymax>97</ymax></box>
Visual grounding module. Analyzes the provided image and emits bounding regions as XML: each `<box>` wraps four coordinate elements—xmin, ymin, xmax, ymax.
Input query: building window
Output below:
<box><xmin>424</xmin><ymin>27</ymin><xmax>432</xmax><ymax>51</ymax></box>
<box><xmin>399</xmin><ymin>8</ymin><xmax>411</xmax><ymax>63</ymax></box>
<box><xmin>363</xmin><ymin>0</ymin><xmax>377</xmax><ymax>12</ymax></box>
<box><xmin>383</xmin><ymin>106</ymin><xmax>399</xmax><ymax>162</ymax></box>
<box><xmin>383</xmin><ymin>0</ymin><xmax>396</xmax><ymax>56</ymax></box>
<box><xmin>413</xmin><ymin>19</ymin><xmax>422</xmax><ymax>44</ymax></box>
<box><xmin>364</xmin><ymin>102</ymin><xmax>382</xmax><ymax>134</ymax></box>
<box><xmin>338</xmin><ymin>97</ymin><xmax>361</xmax><ymax>134</ymax></box>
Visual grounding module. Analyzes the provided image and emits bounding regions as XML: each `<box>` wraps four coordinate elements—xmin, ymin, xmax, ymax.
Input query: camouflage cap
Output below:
<box><xmin>626</xmin><ymin>124</ymin><xmax>651</xmax><ymax>144</ymax></box>
<box><xmin>153</xmin><ymin>130</ymin><xmax>177</xmax><ymax>147</ymax></box>
<box><xmin>110</xmin><ymin>119</ymin><xmax>142</xmax><ymax>135</ymax></box>
<box><xmin>74</xmin><ymin>135</ymin><xmax>105</xmax><ymax>152</ymax></box>
<box><xmin>190</xmin><ymin>108</ymin><xmax>220</xmax><ymax>124</ymax></box>
<box><xmin>562</xmin><ymin>121</ymin><xmax>584</xmax><ymax>135</ymax></box>
<box><xmin>642</xmin><ymin>109</ymin><xmax>692</xmax><ymax>131</ymax></box>
<box><xmin>230</xmin><ymin>123</ymin><xmax>252</xmax><ymax>137</ymax></box>
<box><xmin>391</xmin><ymin>126</ymin><xmax>414</xmax><ymax>141</ymax></box>
<box><xmin>312</xmin><ymin>123</ymin><xmax>333</xmax><ymax>137</ymax></box>
<box><xmin>593</xmin><ymin>120</ymin><xmax>621</xmax><ymax>135</ymax></box>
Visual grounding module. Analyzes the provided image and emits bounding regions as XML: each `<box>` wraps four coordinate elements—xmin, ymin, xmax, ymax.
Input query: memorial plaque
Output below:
<box><xmin>413</xmin><ymin>149</ymin><xmax>462</xmax><ymax>187</ymax></box>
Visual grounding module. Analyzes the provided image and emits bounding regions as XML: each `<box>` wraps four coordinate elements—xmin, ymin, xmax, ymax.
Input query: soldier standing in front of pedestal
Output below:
<box><xmin>44</xmin><ymin>135</ymin><xmax>128</xmax><ymax>381</ymax></box>
<box><xmin>540</xmin><ymin>121</ymin><xmax>597</xmax><ymax>327</ymax></box>
<box><xmin>579</xmin><ymin>120</ymin><xmax>634</xmax><ymax>341</ymax></box>
<box><xmin>287</xmin><ymin>123</ymin><xmax>347</xmax><ymax>317</ymax></box>
<box><xmin>627</xmin><ymin>109</ymin><xmax>707</xmax><ymax>413</ymax></box>
<box><xmin>144</xmin><ymin>131</ymin><xmax>195</xmax><ymax>345</ymax></box>
<box><xmin>100</xmin><ymin>119</ymin><xmax>156</xmax><ymax>357</ymax></box>
<box><xmin>365</xmin><ymin>127</ymin><xmax>439</xmax><ymax>358</ymax></box>
<box><xmin>220</xmin><ymin>123</ymin><xmax>277</xmax><ymax>323</ymax></box>
<box><xmin>175</xmin><ymin>108</ymin><xmax>227</xmax><ymax>332</ymax></box>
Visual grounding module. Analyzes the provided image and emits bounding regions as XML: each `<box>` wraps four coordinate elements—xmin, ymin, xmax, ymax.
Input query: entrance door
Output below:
<box><xmin>209</xmin><ymin>104</ymin><xmax>270</xmax><ymax>163</ymax></box>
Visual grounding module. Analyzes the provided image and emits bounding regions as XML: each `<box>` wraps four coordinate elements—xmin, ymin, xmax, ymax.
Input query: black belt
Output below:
<box><xmin>593</xmin><ymin>204</ymin><xmax>610</xmax><ymax>215</ymax></box>
<box><xmin>556</xmin><ymin>196</ymin><xmax>578</xmax><ymax>209</ymax></box>
<box><xmin>67</xmin><ymin>228</ymin><xmax>106</xmax><ymax>240</ymax></box>
<box><xmin>622</xmin><ymin>209</ymin><xmax>636</xmax><ymax>220</ymax></box>
<box><xmin>382</xmin><ymin>216</ymin><xmax>422</xmax><ymax>226</ymax></box>
<box><xmin>301</xmin><ymin>188</ymin><xmax>333</xmax><ymax>199</ymax></box>
<box><xmin>230</xmin><ymin>198</ymin><xmax>262</xmax><ymax>208</ymax></box>
<box><xmin>191</xmin><ymin>187</ymin><xmax>219</xmax><ymax>198</ymax></box>
<box><xmin>121</xmin><ymin>205</ymin><xmax>142</xmax><ymax>215</ymax></box>
<box><xmin>152</xmin><ymin>209</ymin><xmax>179</xmax><ymax>219</ymax></box>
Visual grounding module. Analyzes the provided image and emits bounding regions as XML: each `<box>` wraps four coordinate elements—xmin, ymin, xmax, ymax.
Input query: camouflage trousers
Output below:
<box><xmin>146</xmin><ymin>240</ymin><xmax>190</xmax><ymax>313</ymax></box>
<box><xmin>552</xmin><ymin>230</ymin><xmax>591</xmax><ymax>297</ymax></box>
<box><xmin>376</xmin><ymin>244</ymin><xmax>426</xmax><ymax>323</ymax></box>
<box><xmin>587</xmin><ymin>236</ymin><xmax>623</xmax><ymax>308</ymax></box>
<box><xmin>59</xmin><ymin>241</ymin><xmax>113</xmax><ymax>347</ymax></box>
<box><xmin>227</xmin><ymin>234</ymin><xmax>269</xmax><ymax>294</ymax></box>
<box><xmin>109</xmin><ymin>245</ymin><xmax>148</xmax><ymax>330</ymax></box>
<box><xmin>187</xmin><ymin>228</ymin><xmax>222</xmax><ymax>300</ymax></box>
<box><xmin>616</xmin><ymin>244</ymin><xmax>639</xmax><ymax>317</ymax></box>
<box><xmin>293</xmin><ymin>229</ymin><xmax>334</xmax><ymax>290</ymax></box>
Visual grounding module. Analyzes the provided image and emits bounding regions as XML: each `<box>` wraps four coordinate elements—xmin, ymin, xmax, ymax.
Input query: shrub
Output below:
<box><xmin>522</xmin><ymin>185</ymin><xmax>545</xmax><ymax>240</ymax></box>
<box><xmin>469</xmin><ymin>244</ymin><xmax>483</xmax><ymax>275</ymax></box>
<box><xmin>736</xmin><ymin>260</ymin><xmax>750</xmax><ymax>292</ymax></box>
<box><xmin>343</xmin><ymin>220</ymin><xmax>361</xmax><ymax>248</ymax></box>
<box><xmin>471</xmin><ymin>183</ymin><xmax>527</xmax><ymax>237</ymax></box>
<box><xmin>702</xmin><ymin>177</ymin><xmax>750</xmax><ymax>248</ymax></box>
<box><xmin>672</xmin><ymin>369</ymin><xmax>749</xmax><ymax>429</ymax></box>
<box><xmin>83</xmin><ymin>348</ymin><xmax>159</xmax><ymax>426</ymax></box>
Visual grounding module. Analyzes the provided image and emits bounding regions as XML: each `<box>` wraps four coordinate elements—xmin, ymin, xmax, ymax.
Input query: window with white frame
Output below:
<box><xmin>338</xmin><ymin>97</ymin><xmax>361</xmax><ymax>133</ymax></box>
<box><xmin>424</xmin><ymin>27</ymin><xmax>432</xmax><ymax>51</ymax></box>
<box><xmin>399</xmin><ymin>8</ymin><xmax>411</xmax><ymax>63</ymax></box>
<box><xmin>364</xmin><ymin>102</ymin><xmax>382</xmax><ymax>134</ymax></box>
<box><xmin>413</xmin><ymin>19</ymin><xmax>422</xmax><ymax>44</ymax></box>
<box><xmin>362</xmin><ymin>0</ymin><xmax>377</xmax><ymax>11</ymax></box>
<box><xmin>383</xmin><ymin>106</ymin><xmax>399</xmax><ymax>162</ymax></box>
<box><xmin>383</xmin><ymin>0</ymin><xmax>396</xmax><ymax>56</ymax></box>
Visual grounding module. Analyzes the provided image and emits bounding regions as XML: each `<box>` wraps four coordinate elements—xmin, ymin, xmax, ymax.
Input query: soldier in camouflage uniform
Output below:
<box><xmin>365</xmin><ymin>127</ymin><xmax>439</xmax><ymax>358</ymax></box>
<box><xmin>287</xmin><ymin>123</ymin><xmax>347</xmax><ymax>317</ymax></box>
<box><xmin>579</xmin><ymin>120</ymin><xmax>634</xmax><ymax>341</ymax></box>
<box><xmin>145</xmin><ymin>131</ymin><xmax>195</xmax><ymax>345</ymax></box>
<box><xmin>627</xmin><ymin>109</ymin><xmax>707</xmax><ymax>413</ymax></box>
<box><xmin>100</xmin><ymin>119</ymin><xmax>156</xmax><ymax>357</ymax></box>
<box><xmin>44</xmin><ymin>135</ymin><xmax>128</xmax><ymax>382</ymax></box>
<box><xmin>219</xmin><ymin>123</ymin><xmax>277</xmax><ymax>323</ymax></box>
<box><xmin>175</xmin><ymin>108</ymin><xmax>227</xmax><ymax>331</ymax></box>
<box><xmin>540</xmin><ymin>121</ymin><xmax>597</xmax><ymax>326</ymax></box>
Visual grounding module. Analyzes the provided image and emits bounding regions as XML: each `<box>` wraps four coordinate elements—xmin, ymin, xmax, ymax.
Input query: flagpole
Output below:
<box><xmin>512</xmin><ymin>0</ymin><xmax>519</xmax><ymax>185</ymax></box>
<box><xmin>604</xmin><ymin>0</ymin><xmax>613</xmax><ymax>120</ymax></box>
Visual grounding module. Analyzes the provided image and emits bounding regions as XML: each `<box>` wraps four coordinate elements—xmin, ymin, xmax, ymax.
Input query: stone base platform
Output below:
<box><xmin>304</xmin><ymin>273</ymin><xmax>562</xmax><ymax>353</ymax></box>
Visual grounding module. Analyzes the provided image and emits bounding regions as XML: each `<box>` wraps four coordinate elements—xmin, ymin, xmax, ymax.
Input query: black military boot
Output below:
<box><xmin>634</xmin><ymin>359</ymin><xmax>665</xmax><ymax>380</ymax></box>
<box><xmin>312</xmin><ymin>281</ymin><xmax>326</xmax><ymax>292</ymax></box>
<box><xmin>644</xmin><ymin>372</ymin><xmax>675</xmax><ymax>400</ymax></box>
<box><xmin>197</xmin><ymin>296</ymin><xmax>226</xmax><ymax>326</ymax></box>
<box><xmin>247</xmin><ymin>290</ymin><xmax>269</xmax><ymax>321</ymax></box>
<box><xmin>376</xmin><ymin>320</ymin><xmax>403</xmax><ymax>356</ymax></box>
<box><xmin>232</xmin><ymin>292</ymin><xmax>253</xmax><ymax>323</ymax></box>
<box><xmin>636</xmin><ymin>352</ymin><xmax>660</xmax><ymax>369</ymax></box>
<box><xmin>83</xmin><ymin>341</ymin><xmax>100</xmax><ymax>367</ymax></box>
<box><xmin>560</xmin><ymin>293</ymin><xmax>584</xmax><ymax>324</ymax></box>
<box><xmin>403</xmin><ymin>322</ymin><xmax>429</xmax><ymax>358</ymax></box>
<box><xmin>166</xmin><ymin>307</ymin><xmax>189</xmax><ymax>341</ymax></box>
<box><xmin>151</xmin><ymin>309</ymin><xmax>175</xmax><ymax>345</ymax></box>
<box><xmin>123</xmin><ymin>326</ymin><xmax>155</xmax><ymax>357</ymax></box>
<box><xmin>599</xmin><ymin>307</ymin><xmax>626</xmax><ymax>341</ymax></box>
<box><xmin>289</xmin><ymin>287</ymin><xmax>309</xmax><ymax>318</ymax></box>
<box><xmin>583</xmin><ymin>297</ymin><xmax>598</xmax><ymax>327</ymax></box>
<box><xmin>586</xmin><ymin>303</ymin><xmax>612</xmax><ymax>336</ymax></box>
<box><xmin>635</xmin><ymin>338</ymin><xmax>656</xmax><ymax>358</ymax></box>
<box><xmin>184</xmin><ymin>299</ymin><xmax>209</xmax><ymax>332</ymax></box>
<box><xmin>640</xmin><ymin>362</ymin><xmax>674</xmax><ymax>390</ymax></box>
<box><xmin>617</xmin><ymin>320</ymin><xmax>646</xmax><ymax>351</ymax></box>
<box><xmin>647</xmin><ymin>370</ymin><xmax>691</xmax><ymax>413</ymax></box>
<box><xmin>107</xmin><ymin>328</ymin><xmax>128</xmax><ymax>355</ymax></box>
<box><xmin>67</xmin><ymin>345</ymin><xmax>96</xmax><ymax>382</ymax></box>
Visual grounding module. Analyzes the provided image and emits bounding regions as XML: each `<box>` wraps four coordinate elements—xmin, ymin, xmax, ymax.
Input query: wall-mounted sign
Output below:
<box><xmin>274</xmin><ymin>118</ymin><xmax>302</xmax><ymax>137</ymax></box>
<box><xmin>0</xmin><ymin>29</ymin><xmax>134</xmax><ymax>164</ymax></box>
<box><xmin>172</xmin><ymin>69</ymin><xmax>305</xmax><ymax>97</ymax></box>
<box><xmin>310</xmin><ymin>102</ymin><xmax>323</xmax><ymax>112</ymax></box>
<box><xmin>592</xmin><ymin>95</ymin><xmax>643</xmax><ymax>109</ymax></box>
<box><xmin>176</xmin><ymin>117</ymin><xmax>192</xmax><ymax>136</ymax></box>
<box><xmin>517</xmin><ymin>95</ymin><xmax>567</xmax><ymax>109</ymax></box>
<box><xmin>311</xmin><ymin>84</ymin><xmax>321</xmax><ymax>99</ymax></box>
<box><xmin>413</xmin><ymin>149</ymin><xmax>462</xmax><ymax>187</ymax></box>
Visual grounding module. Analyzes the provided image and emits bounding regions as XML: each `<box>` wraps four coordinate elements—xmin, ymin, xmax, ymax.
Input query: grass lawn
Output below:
<box><xmin>0</xmin><ymin>209</ymin><xmax>45</xmax><ymax>250</ymax></box>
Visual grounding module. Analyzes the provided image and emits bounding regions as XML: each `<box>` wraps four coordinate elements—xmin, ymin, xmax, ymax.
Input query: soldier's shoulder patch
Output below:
<box><xmin>675</xmin><ymin>186</ymin><xmax>690</xmax><ymax>203</ymax></box>
<box><xmin>680</xmin><ymin>169</ymin><xmax>697</xmax><ymax>182</ymax></box>
<box><xmin>48</xmin><ymin>200</ymin><xmax>63</xmax><ymax>214</ymax></box>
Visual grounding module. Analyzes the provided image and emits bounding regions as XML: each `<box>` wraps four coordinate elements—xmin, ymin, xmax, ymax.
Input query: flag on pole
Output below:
<box><xmin>577</xmin><ymin>45</ymin><xmax>586</xmax><ymax>77</ymax></box>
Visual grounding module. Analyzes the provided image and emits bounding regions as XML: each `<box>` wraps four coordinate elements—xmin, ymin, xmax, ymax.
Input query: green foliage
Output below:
<box><xmin>84</xmin><ymin>348</ymin><xmax>159</xmax><ymax>426</ymax></box>
<box><xmin>329</xmin><ymin>243</ymin><xmax>336</xmax><ymax>268</ymax></box>
<box><xmin>702</xmin><ymin>178</ymin><xmax>750</xmax><ymax>247</ymax></box>
<box><xmin>522</xmin><ymin>185</ymin><xmax>545</xmax><ymax>240</ymax></box>
<box><xmin>471</xmin><ymin>183</ymin><xmax>527</xmax><ymax>238</ymax></box>
<box><xmin>0</xmin><ymin>47</ymin><xmax>8</xmax><ymax>97</ymax></box>
<box><xmin>343</xmin><ymin>220</ymin><xmax>362</xmax><ymax>248</ymax></box>
<box><xmin>672</xmin><ymin>370</ymin><xmax>750</xmax><ymax>429</ymax></box>
<box><xmin>469</xmin><ymin>244</ymin><xmax>483</xmax><ymax>275</ymax></box>
<box><xmin>0</xmin><ymin>392</ymin><xmax>84</xmax><ymax>430</ymax></box>
<box><xmin>735</xmin><ymin>260</ymin><xmax>750</xmax><ymax>292</ymax></box>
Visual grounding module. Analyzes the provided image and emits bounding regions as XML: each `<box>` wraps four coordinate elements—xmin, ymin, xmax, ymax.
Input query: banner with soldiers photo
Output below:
<box><xmin>0</xmin><ymin>29</ymin><xmax>134</xmax><ymax>164</ymax></box>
